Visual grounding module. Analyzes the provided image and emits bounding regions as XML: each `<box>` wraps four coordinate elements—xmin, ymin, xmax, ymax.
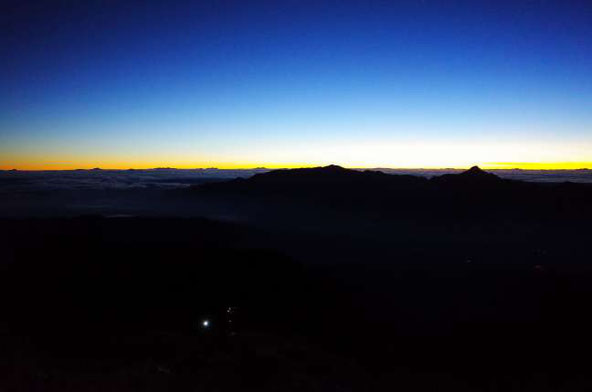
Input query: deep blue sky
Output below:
<box><xmin>2</xmin><ymin>0</ymin><xmax>591</xmax><ymax>169</ymax></box>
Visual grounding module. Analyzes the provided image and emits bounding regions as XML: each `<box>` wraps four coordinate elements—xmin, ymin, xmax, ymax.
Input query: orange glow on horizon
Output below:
<box><xmin>1</xmin><ymin>161</ymin><xmax>591</xmax><ymax>171</ymax></box>
<box><xmin>3</xmin><ymin>139</ymin><xmax>590</xmax><ymax>171</ymax></box>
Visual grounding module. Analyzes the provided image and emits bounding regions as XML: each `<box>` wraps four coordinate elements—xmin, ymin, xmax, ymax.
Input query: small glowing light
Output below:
<box><xmin>202</xmin><ymin>320</ymin><xmax>209</xmax><ymax>327</ymax></box>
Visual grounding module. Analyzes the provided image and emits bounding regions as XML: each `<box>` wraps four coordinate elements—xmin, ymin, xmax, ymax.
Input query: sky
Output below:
<box><xmin>1</xmin><ymin>0</ymin><xmax>591</xmax><ymax>170</ymax></box>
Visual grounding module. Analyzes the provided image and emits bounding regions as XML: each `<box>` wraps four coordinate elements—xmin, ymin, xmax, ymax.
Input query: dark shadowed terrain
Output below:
<box><xmin>2</xmin><ymin>166</ymin><xmax>592</xmax><ymax>390</ymax></box>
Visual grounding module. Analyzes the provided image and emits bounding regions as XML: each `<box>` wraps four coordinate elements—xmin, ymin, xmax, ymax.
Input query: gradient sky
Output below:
<box><xmin>2</xmin><ymin>0</ymin><xmax>591</xmax><ymax>169</ymax></box>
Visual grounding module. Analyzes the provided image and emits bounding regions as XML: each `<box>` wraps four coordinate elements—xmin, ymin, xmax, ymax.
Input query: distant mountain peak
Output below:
<box><xmin>431</xmin><ymin>165</ymin><xmax>502</xmax><ymax>186</ymax></box>
<box><xmin>252</xmin><ymin>164</ymin><xmax>353</xmax><ymax>180</ymax></box>
<box><xmin>322</xmin><ymin>164</ymin><xmax>346</xmax><ymax>171</ymax></box>
<box><xmin>460</xmin><ymin>166</ymin><xmax>498</xmax><ymax>179</ymax></box>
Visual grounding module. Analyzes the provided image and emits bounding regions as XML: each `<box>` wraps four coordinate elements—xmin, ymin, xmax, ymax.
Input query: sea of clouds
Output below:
<box><xmin>0</xmin><ymin>168</ymin><xmax>267</xmax><ymax>192</ymax></box>
<box><xmin>0</xmin><ymin>168</ymin><xmax>591</xmax><ymax>193</ymax></box>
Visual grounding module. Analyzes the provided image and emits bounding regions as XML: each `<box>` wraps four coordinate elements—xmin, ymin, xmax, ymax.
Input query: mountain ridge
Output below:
<box><xmin>194</xmin><ymin>164</ymin><xmax>503</xmax><ymax>191</ymax></box>
<box><xmin>185</xmin><ymin>164</ymin><xmax>592</xmax><ymax>220</ymax></box>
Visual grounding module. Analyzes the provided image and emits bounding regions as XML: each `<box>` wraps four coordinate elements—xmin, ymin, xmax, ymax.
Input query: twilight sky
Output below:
<box><xmin>1</xmin><ymin>0</ymin><xmax>591</xmax><ymax>169</ymax></box>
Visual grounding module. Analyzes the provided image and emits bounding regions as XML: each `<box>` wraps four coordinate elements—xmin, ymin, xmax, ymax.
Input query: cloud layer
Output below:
<box><xmin>1</xmin><ymin>168</ymin><xmax>591</xmax><ymax>194</ymax></box>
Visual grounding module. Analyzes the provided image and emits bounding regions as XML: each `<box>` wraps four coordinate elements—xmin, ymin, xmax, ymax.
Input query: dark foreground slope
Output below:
<box><xmin>2</xmin><ymin>167</ymin><xmax>592</xmax><ymax>390</ymax></box>
<box><xmin>2</xmin><ymin>215</ymin><xmax>592</xmax><ymax>391</ymax></box>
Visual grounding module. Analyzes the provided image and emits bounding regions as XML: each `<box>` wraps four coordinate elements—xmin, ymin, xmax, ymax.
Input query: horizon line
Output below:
<box><xmin>1</xmin><ymin>162</ymin><xmax>591</xmax><ymax>171</ymax></box>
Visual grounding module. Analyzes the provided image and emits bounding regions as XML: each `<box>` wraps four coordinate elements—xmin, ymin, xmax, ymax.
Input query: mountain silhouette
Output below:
<box><xmin>460</xmin><ymin>165</ymin><xmax>500</xmax><ymax>180</ymax></box>
<box><xmin>432</xmin><ymin>165</ymin><xmax>503</xmax><ymax>186</ymax></box>
<box><xmin>248</xmin><ymin>164</ymin><xmax>391</xmax><ymax>183</ymax></box>
<box><xmin>196</xmin><ymin>164</ymin><xmax>505</xmax><ymax>195</ymax></box>
<box><xmin>196</xmin><ymin>164</ymin><xmax>429</xmax><ymax>197</ymax></box>
<box><xmin>186</xmin><ymin>164</ymin><xmax>592</xmax><ymax>220</ymax></box>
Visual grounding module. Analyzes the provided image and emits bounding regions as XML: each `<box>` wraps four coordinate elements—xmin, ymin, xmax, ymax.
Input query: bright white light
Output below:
<box><xmin>202</xmin><ymin>320</ymin><xmax>209</xmax><ymax>327</ymax></box>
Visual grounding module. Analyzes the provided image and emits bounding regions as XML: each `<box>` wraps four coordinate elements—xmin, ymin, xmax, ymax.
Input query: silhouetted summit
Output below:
<box><xmin>432</xmin><ymin>165</ymin><xmax>502</xmax><ymax>186</ymax></box>
<box><xmin>253</xmin><ymin>164</ymin><xmax>349</xmax><ymax>179</ymax></box>
<box><xmin>463</xmin><ymin>166</ymin><xmax>500</xmax><ymax>179</ymax></box>
<box><xmin>195</xmin><ymin>165</ymin><xmax>428</xmax><ymax>198</ymax></box>
<box><xmin>185</xmin><ymin>164</ymin><xmax>592</xmax><ymax>219</ymax></box>
<box><xmin>192</xmin><ymin>165</ymin><xmax>511</xmax><ymax>201</ymax></box>
<box><xmin>248</xmin><ymin>164</ymin><xmax>385</xmax><ymax>184</ymax></box>
<box><xmin>196</xmin><ymin>164</ymin><xmax>507</xmax><ymax>194</ymax></box>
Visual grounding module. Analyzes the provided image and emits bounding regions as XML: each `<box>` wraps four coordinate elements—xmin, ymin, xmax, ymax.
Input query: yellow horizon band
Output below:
<box><xmin>1</xmin><ymin>162</ymin><xmax>591</xmax><ymax>171</ymax></box>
